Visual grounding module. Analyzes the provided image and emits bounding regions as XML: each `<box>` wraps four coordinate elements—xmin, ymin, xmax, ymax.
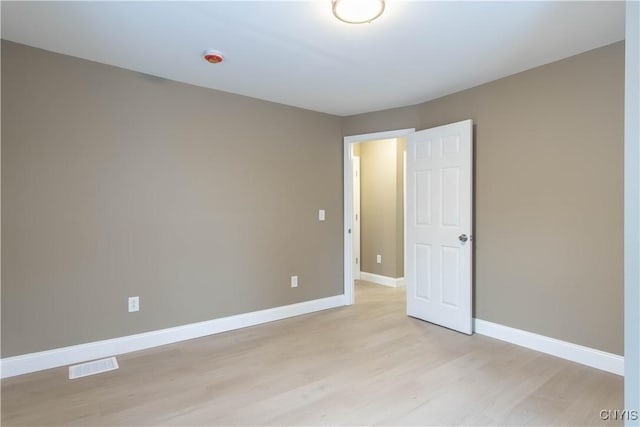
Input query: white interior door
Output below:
<box><xmin>406</xmin><ymin>120</ymin><xmax>473</xmax><ymax>334</ymax></box>
<box><xmin>353</xmin><ymin>156</ymin><xmax>361</xmax><ymax>280</ymax></box>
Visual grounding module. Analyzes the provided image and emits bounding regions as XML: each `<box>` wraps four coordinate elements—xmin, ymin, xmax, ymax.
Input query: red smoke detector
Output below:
<box><xmin>203</xmin><ymin>49</ymin><xmax>224</xmax><ymax>64</ymax></box>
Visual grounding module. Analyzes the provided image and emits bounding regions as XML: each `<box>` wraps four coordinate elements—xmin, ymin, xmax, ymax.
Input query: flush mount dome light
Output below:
<box><xmin>332</xmin><ymin>0</ymin><xmax>385</xmax><ymax>24</ymax></box>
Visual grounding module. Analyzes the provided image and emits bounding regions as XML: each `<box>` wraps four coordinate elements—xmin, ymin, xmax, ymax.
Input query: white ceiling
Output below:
<box><xmin>1</xmin><ymin>1</ymin><xmax>625</xmax><ymax>116</ymax></box>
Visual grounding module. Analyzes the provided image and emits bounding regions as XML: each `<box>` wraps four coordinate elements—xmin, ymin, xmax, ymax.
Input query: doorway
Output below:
<box><xmin>343</xmin><ymin>121</ymin><xmax>473</xmax><ymax>336</ymax></box>
<box><xmin>343</xmin><ymin>129</ymin><xmax>415</xmax><ymax>305</ymax></box>
<box><xmin>353</xmin><ymin>138</ymin><xmax>406</xmax><ymax>291</ymax></box>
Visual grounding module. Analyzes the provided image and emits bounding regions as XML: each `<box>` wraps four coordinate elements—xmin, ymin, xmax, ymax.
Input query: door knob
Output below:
<box><xmin>458</xmin><ymin>234</ymin><xmax>468</xmax><ymax>243</ymax></box>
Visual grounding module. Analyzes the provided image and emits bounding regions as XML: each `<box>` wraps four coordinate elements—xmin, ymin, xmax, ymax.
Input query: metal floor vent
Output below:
<box><xmin>69</xmin><ymin>357</ymin><xmax>119</xmax><ymax>379</ymax></box>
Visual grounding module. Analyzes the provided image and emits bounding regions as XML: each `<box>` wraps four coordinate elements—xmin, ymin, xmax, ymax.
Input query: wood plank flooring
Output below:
<box><xmin>1</xmin><ymin>281</ymin><xmax>623</xmax><ymax>426</ymax></box>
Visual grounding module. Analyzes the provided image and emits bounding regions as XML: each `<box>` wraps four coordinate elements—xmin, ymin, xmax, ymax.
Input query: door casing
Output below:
<box><xmin>353</xmin><ymin>156</ymin><xmax>361</xmax><ymax>281</ymax></box>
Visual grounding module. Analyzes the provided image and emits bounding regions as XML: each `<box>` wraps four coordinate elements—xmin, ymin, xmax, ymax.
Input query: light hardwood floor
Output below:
<box><xmin>1</xmin><ymin>281</ymin><xmax>623</xmax><ymax>426</ymax></box>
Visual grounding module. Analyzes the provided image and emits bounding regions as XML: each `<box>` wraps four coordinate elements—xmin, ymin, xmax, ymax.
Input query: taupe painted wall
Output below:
<box><xmin>1</xmin><ymin>40</ymin><xmax>625</xmax><ymax>358</ymax></box>
<box><xmin>344</xmin><ymin>42</ymin><xmax>625</xmax><ymax>355</ymax></box>
<box><xmin>395</xmin><ymin>138</ymin><xmax>406</xmax><ymax>278</ymax></box>
<box><xmin>1</xmin><ymin>41</ymin><xmax>344</xmax><ymax>357</ymax></box>
<box><xmin>358</xmin><ymin>139</ymin><xmax>404</xmax><ymax>278</ymax></box>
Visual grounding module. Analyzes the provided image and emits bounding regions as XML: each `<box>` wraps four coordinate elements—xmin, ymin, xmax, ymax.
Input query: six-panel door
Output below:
<box><xmin>406</xmin><ymin>120</ymin><xmax>473</xmax><ymax>335</ymax></box>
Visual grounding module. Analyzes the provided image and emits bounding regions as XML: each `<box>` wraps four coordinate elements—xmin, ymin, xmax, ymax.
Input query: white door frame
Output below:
<box><xmin>353</xmin><ymin>156</ymin><xmax>361</xmax><ymax>281</ymax></box>
<box><xmin>343</xmin><ymin>128</ymin><xmax>415</xmax><ymax>305</ymax></box>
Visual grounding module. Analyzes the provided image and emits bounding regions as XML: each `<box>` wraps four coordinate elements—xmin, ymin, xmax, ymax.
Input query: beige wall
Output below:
<box><xmin>358</xmin><ymin>139</ymin><xmax>403</xmax><ymax>278</ymax></box>
<box><xmin>344</xmin><ymin>42</ymin><xmax>625</xmax><ymax>355</ymax></box>
<box><xmin>395</xmin><ymin>138</ymin><xmax>406</xmax><ymax>278</ymax></box>
<box><xmin>1</xmin><ymin>40</ymin><xmax>625</xmax><ymax>358</ymax></box>
<box><xmin>1</xmin><ymin>41</ymin><xmax>344</xmax><ymax>357</ymax></box>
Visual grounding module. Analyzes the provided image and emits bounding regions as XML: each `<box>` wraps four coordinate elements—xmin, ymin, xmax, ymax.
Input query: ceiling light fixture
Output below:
<box><xmin>332</xmin><ymin>0</ymin><xmax>385</xmax><ymax>24</ymax></box>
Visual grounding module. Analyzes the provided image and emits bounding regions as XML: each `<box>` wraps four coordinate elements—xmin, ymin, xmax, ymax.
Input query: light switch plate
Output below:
<box><xmin>318</xmin><ymin>210</ymin><xmax>325</xmax><ymax>221</ymax></box>
<box><xmin>128</xmin><ymin>296</ymin><xmax>139</xmax><ymax>312</ymax></box>
<box><xmin>377</xmin><ymin>255</ymin><xmax>382</xmax><ymax>264</ymax></box>
<box><xmin>291</xmin><ymin>275</ymin><xmax>298</xmax><ymax>288</ymax></box>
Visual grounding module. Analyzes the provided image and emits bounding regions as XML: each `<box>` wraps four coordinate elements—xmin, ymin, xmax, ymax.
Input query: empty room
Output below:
<box><xmin>2</xmin><ymin>1</ymin><xmax>639</xmax><ymax>426</ymax></box>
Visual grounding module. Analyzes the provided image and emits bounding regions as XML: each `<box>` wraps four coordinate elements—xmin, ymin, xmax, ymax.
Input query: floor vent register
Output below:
<box><xmin>68</xmin><ymin>357</ymin><xmax>119</xmax><ymax>379</ymax></box>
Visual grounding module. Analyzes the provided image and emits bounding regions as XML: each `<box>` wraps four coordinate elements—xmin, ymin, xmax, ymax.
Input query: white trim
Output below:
<box><xmin>625</xmin><ymin>0</ymin><xmax>640</xmax><ymax>417</ymax></box>
<box><xmin>344</xmin><ymin>129</ymin><xmax>416</xmax><ymax>145</ymax></box>
<box><xmin>353</xmin><ymin>155</ymin><xmax>361</xmax><ymax>281</ymax></box>
<box><xmin>473</xmin><ymin>318</ymin><xmax>624</xmax><ymax>376</ymax></box>
<box><xmin>360</xmin><ymin>272</ymin><xmax>405</xmax><ymax>288</ymax></box>
<box><xmin>343</xmin><ymin>128</ymin><xmax>415</xmax><ymax>306</ymax></box>
<box><xmin>0</xmin><ymin>295</ymin><xmax>345</xmax><ymax>379</ymax></box>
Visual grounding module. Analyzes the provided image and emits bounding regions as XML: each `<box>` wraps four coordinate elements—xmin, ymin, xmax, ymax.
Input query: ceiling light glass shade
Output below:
<box><xmin>332</xmin><ymin>0</ymin><xmax>385</xmax><ymax>24</ymax></box>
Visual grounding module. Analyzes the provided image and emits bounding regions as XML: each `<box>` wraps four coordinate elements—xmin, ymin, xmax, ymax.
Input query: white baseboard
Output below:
<box><xmin>2</xmin><ymin>298</ymin><xmax>621</xmax><ymax>379</ymax></box>
<box><xmin>1</xmin><ymin>295</ymin><xmax>346</xmax><ymax>379</ymax></box>
<box><xmin>473</xmin><ymin>318</ymin><xmax>624</xmax><ymax>376</ymax></box>
<box><xmin>360</xmin><ymin>272</ymin><xmax>405</xmax><ymax>288</ymax></box>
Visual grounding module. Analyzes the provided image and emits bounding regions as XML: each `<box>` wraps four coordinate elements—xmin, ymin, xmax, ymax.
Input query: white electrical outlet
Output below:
<box><xmin>377</xmin><ymin>254</ymin><xmax>382</xmax><ymax>264</ymax></box>
<box><xmin>291</xmin><ymin>275</ymin><xmax>298</xmax><ymax>288</ymax></box>
<box><xmin>318</xmin><ymin>209</ymin><xmax>325</xmax><ymax>221</ymax></box>
<box><xmin>128</xmin><ymin>296</ymin><xmax>139</xmax><ymax>312</ymax></box>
